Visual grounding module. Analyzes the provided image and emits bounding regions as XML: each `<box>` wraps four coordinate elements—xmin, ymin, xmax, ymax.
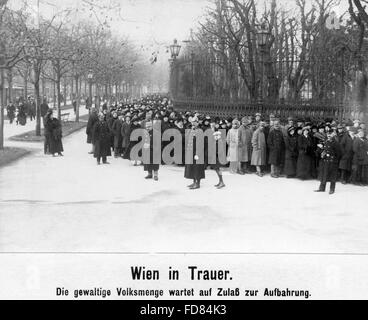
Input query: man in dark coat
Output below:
<box><xmin>86</xmin><ymin>108</ymin><xmax>99</xmax><ymax>154</ymax></box>
<box><xmin>184</xmin><ymin>116</ymin><xmax>206</xmax><ymax>190</ymax></box>
<box><xmin>43</xmin><ymin>109</ymin><xmax>53</xmax><ymax>155</ymax></box>
<box><xmin>45</xmin><ymin>110</ymin><xmax>64</xmax><ymax>157</ymax></box>
<box><xmin>315</xmin><ymin>129</ymin><xmax>342</xmax><ymax>194</ymax></box>
<box><xmin>6</xmin><ymin>103</ymin><xmax>15</xmax><ymax>124</ymax></box>
<box><xmin>142</xmin><ymin>120</ymin><xmax>160</xmax><ymax>181</ymax></box>
<box><xmin>267</xmin><ymin>119</ymin><xmax>285</xmax><ymax>178</ymax></box>
<box><xmin>121</xmin><ymin>116</ymin><xmax>132</xmax><ymax>159</ymax></box>
<box><xmin>92</xmin><ymin>113</ymin><xmax>112</xmax><ymax>165</ymax></box>
<box><xmin>111</xmin><ymin>115</ymin><xmax>123</xmax><ymax>158</ymax></box>
<box><xmin>339</xmin><ymin>128</ymin><xmax>354</xmax><ymax>184</ymax></box>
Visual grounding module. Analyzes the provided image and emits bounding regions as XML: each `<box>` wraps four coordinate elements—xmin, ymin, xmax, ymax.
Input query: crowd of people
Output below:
<box><xmin>6</xmin><ymin>97</ymin><xmax>50</xmax><ymax>126</ymax></box>
<box><xmin>85</xmin><ymin>95</ymin><xmax>368</xmax><ymax>194</ymax></box>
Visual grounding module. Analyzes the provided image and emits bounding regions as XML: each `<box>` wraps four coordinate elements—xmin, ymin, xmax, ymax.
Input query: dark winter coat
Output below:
<box><xmin>339</xmin><ymin>133</ymin><xmax>354</xmax><ymax>171</ymax></box>
<box><xmin>47</xmin><ymin>118</ymin><xmax>63</xmax><ymax>154</ymax></box>
<box><xmin>318</xmin><ymin>138</ymin><xmax>342</xmax><ymax>183</ymax></box>
<box><xmin>284</xmin><ymin>134</ymin><xmax>298</xmax><ymax>177</ymax></box>
<box><xmin>184</xmin><ymin>128</ymin><xmax>206</xmax><ymax>180</ymax></box>
<box><xmin>267</xmin><ymin>128</ymin><xmax>285</xmax><ymax>166</ymax></box>
<box><xmin>352</xmin><ymin>138</ymin><xmax>367</xmax><ymax>166</ymax></box>
<box><xmin>86</xmin><ymin>113</ymin><xmax>98</xmax><ymax>144</ymax></box>
<box><xmin>92</xmin><ymin>120</ymin><xmax>112</xmax><ymax>158</ymax></box>
<box><xmin>296</xmin><ymin>135</ymin><xmax>313</xmax><ymax>179</ymax></box>
<box><xmin>121</xmin><ymin>122</ymin><xmax>132</xmax><ymax>149</ymax></box>
<box><xmin>111</xmin><ymin>119</ymin><xmax>123</xmax><ymax>150</ymax></box>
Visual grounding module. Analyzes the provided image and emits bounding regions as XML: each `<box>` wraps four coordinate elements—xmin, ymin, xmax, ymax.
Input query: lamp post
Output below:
<box><xmin>169</xmin><ymin>39</ymin><xmax>181</xmax><ymax>100</ymax></box>
<box><xmin>257</xmin><ymin>24</ymin><xmax>271</xmax><ymax>103</ymax></box>
<box><xmin>87</xmin><ymin>70</ymin><xmax>93</xmax><ymax>113</ymax></box>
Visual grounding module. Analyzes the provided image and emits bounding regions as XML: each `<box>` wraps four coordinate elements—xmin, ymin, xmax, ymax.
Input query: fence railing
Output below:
<box><xmin>172</xmin><ymin>98</ymin><xmax>362</xmax><ymax>122</ymax></box>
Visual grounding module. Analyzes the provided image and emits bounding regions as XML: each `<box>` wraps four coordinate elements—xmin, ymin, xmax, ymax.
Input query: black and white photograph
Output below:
<box><xmin>0</xmin><ymin>0</ymin><xmax>368</xmax><ymax>301</ymax></box>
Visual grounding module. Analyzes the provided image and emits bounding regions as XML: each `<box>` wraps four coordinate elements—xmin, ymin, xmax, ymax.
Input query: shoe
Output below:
<box><xmin>58</xmin><ymin>153</ymin><xmax>63</xmax><ymax>157</ymax></box>
<box><xmin>190</xmin><ymin>183</ymin><xmax>200</xmax><ymax>190</ymax></box>
<box><xmin>237</xmin><ymin>170</ymin><xmax>245</xmax><ymax>175</ymax></box>
<box><xmin>329</xmin><ymin>190</ymin><xmax>335</xmax><ymax>195</ymax></box>
<box><xmin>97</xmin><ymin>162</ymin><xmax>101</xmax><ymax>166</ymax></box>
<box><xmin>214</xmin><ymin>182</ymin><xmax>221</xmax><ymax>187</ymax></box>
<box><xmin>187</xmin><ymin>183</ymin><xmax>196</xmax><ymax>188</ymax></box>
<box><xmin>256</xmin><ymin>172</ymin><xmax>263</xmax><ymax>177</ymax></box>
<box><xmin>154</xmin><ymin>176</ymin><xmax>158</xmax><ymax>181</ymax></box>
<box><xmin>217</xmin><ymin>182</ymin><xmax>226</xmax><ymax>189</ymax></box>
<box><xmin>103</xmin><ymin>162</ymin><xmax>110</xmax><ymax>165</ymax></box>
<box><xmin>88</xmin><ymin>152</ymin><xmax>94</xmax><ymax>154</ymax></box>
<box><xmin>314</xmin><ymin>190</ymin><xmax>325</xmax><ymax>193</ymax></box>
<box><xmin>145</xmin><ymin>175</ymin><xmax>153</xmax><ymax>179</ymax></box>
<box><xmin>271</xmin><ymin>174</ymin><xmax>279</xmax><ymax>178</ymax></box>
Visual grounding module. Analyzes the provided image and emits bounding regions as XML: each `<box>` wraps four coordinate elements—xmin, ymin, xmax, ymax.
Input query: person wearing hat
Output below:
<box><xmin>267</xmin><ymin>119</ymin><xmax>285</xmax><ymax>178</ymax></box>
<box><xmin>121</xmin><ymin>116</ymin><xmax>132</xmax><ymax>159</ymax></box>
<box><xmin>315</xmin><ymin>128</ymin><xmax>342</xmax><ymax>194</ymax></box>
<box><xmin>238</xmin><ymin>117</ymin><xmax>253</xmax><ymax>174</ymax></box>
<box><xmin>44</xmin><ymin>109</ymin><xmax>64</xmax><ymax>157</ymax></box>
<box><xmin>184</xmin><ymin>116</ymin><xmax>206</xmax><ymax>190</ymax></box>
<box><xmin>128</xmin><ymin>117</ymin><xmax>142</xmax><ymax>166</ymax></box>
<box><xmin>142</xmin><ymin>120</ymin><xmax>160</xmax><ymax>181</ymax></box>
<box><xmin>284</xmin><ymin>126</ymin><xmax>298</xmax><ymax>178</ymax></box>
<box><xmin>296</xmin><ymin>127</ymin><xmax>313</xmax><ymax>180</ymax></box>
<box><xmin>226</xmin><ymin>119</ymin><xmax>241</xmax><ymax>174</ymax></box>
<box><xmin>92</xmin><ymin>113</ymin><xmax>111</xmax><ymax>165</ymax></box>
<box><xmin>338</xmin><ymin>126</ymin><xmax>355</xmax><ymax>184</ymax></box>
<box><xmin>251</xmin><ymin>121</ymin><xmax>267</xmax><ymax>177</ymax></box>
<box><xmin>43</xmin><ymin>108</ymin><xmax>54</xmax><ymax>155</ymax></box>
<box><xmin>351</xmin><ymin>128</ymin><xmax>366</xmax><ymax>185</ymax></box>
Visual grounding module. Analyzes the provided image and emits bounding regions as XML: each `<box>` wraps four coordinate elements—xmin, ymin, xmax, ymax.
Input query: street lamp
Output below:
<box><xmin>87</xmin><ymin>70</ymin><xmax>93</xmax><ymax>112</ymax></box>
<box><xmin>169</xmin><ymin>39</ymin><xmax>182</xmax><ymax>101</ymax></box>
<box><xmin>170</xmin><ymin>39</ymin><xmax>182</xmax><ymax>60</ymax></box>
<box><xmin>257</xmin><ymin>23</ymin><xmax>271</xmax><ymax>102</ymax></box>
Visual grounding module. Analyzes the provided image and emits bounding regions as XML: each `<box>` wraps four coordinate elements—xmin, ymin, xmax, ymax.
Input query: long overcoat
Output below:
<box><xmin>86</xmin><ymin>113</ymin><xmax>98</xmax><ymax>144</ymax></box>
<box><xmin>184</xmin><ymin>128</ymin><xmax>206</xmax><ymax>180</ymax></box>
<box><xmin>284</xmin><ymin>134</ymin><xmax>298</xmax><ymax>176</ymax></box>
<box><xmin>267</xmin><ymin>128</ymin><xmax>285</xmax><ymax>166</ymax></box>
<box><xmin>339</xmin><ymin>133</ymin><xmax>354</xmax><ymax>171</ymax></box>
<box><xmin>93</xmin><ymin>120</ymin><xmax>112</xmax><ymax>158</ymax></box>
<box><xmin>318</xmin><ymin>138</ymin><xmax>342</xmax><ymax>183</ymax></box>
<box><xmin>48</xmin><ymin>118</ymin><xmax>64</xmax><ymax>154</ymax></box>
<box><xmin>296</xmin><ymin>135</ymin><xmax>313</xmax><ymax>179</ymax></box>
<box><xmin>251</xmin><ymin>128</ymin><xmax>267</xmax><ymax>166</ymax></box>
<box><xmin>238</xmin><ymin>125</ymin><xmax>253</xmax><ymax>162</ymax></box>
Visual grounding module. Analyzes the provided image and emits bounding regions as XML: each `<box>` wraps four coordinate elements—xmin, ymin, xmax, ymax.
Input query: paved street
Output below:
<box><xmin>0</xmin><ymin>128</ymin><xmax>367</xmax><ymax>254</ymax></box>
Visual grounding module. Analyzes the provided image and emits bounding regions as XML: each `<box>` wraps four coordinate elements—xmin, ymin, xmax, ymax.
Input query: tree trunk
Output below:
<box><xmin>75</xmin><ymin>75</ymin><xmax>80</xmax><ymax>122</ymax></box>
<box><xmin>7</xmin><ymin>67</ymin><xmax>13</xmax><ymax>103</ymax></box>
<box><xmin>34</xmin><ymin>62</ymin><xmax>41</xmax><ymax>136</ymax></box>
<box><xmin>63</xmin><ymin>77</ymin><xmax>67</xmax><ymax>107</ymax></box>
<box><xmin>0</xmin><ymin>63</ymin><xmax>5</xmax><ymax>150</ymax></box>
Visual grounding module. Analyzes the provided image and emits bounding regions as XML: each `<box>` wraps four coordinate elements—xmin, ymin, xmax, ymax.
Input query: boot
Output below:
<box><xmin>190</xmin><ymin>180</ymin><xmax>200</xmax><ymax>190</ymax></box>
<box><xmin>314</xmin><ymin>183</ymin><xmax>326</xmax><ymax>192</ymax></box>
<box><xmin>329</xmin><ymin>182</ymin><xmax>336</xmax><ymax>195</ymax></box>
<box><xmin>187</xmin><ymin>180</ymin><xmax>196</xmax><ymax>188</ymax></box>
<box><xmin>217</xmin><ymin>181</ymin><xmax>226</xmax><ymax>189</ymax></box>
<box><xmin>145</xmin><ymin>172</ymin><xmax>153</xmax><ymax>179</ymax></box>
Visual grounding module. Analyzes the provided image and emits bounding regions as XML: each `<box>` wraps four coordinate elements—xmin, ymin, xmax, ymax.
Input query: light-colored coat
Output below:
<box><xmin>251</xmin><ymin>128</ymin><xmax>267</xmax><ymax>166</ymax></box>
<box><xmin>227</xmin><ymin>128</ymin><xmax>239</xmax><ymax>162</ymax></box>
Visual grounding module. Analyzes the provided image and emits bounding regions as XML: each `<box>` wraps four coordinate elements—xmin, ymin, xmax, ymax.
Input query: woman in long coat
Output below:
<box><xmin>284</xmin><ymin>127</ymin><xmax>298</xmax><ymax>178</ymax></box>
<box><xmin>185</xmin><ymin>117</ymin><xmax>206</xmax><ymax>189</ymax></box>
<box><xmin>45</xmin><ymin>111</ymin><xmax>63</xmax><ymax>157</ymax></box>
<box><xmin>226</xmin><ymin>119</ymin><xmax>240</xmax><ymax>174</ymax></box>
<box><xmin>296</xmin><ymin>128</ymin><xmax>313</xmax><ymax>180</ymax></box>
<box><xmin>251</xmin><ymin>122</ymin><xmax>267</xmax><ymax>177</ymax></box>
<box><xmin>238</xmin><ymin>117</ymin><xmax>253</xmax><ymax>174</ymax></box>
<box><xmin>121</xmin><ymin>116</ymin><xmax>132</xmax><ymax>159</ymax></box>
<box><xmin>86</xmin><ymin>108</ymin><xmax>98</xmax><ymax>154</ymax></box>
<box><xmin>93</xmin><ymin>114</ymin><xmax>112</xmax><ymax>165</ymax></box>
<box><xmin>111</xmin><ymin>115</ymin><xmax>123</xmax><ymax>158</ymax></box>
